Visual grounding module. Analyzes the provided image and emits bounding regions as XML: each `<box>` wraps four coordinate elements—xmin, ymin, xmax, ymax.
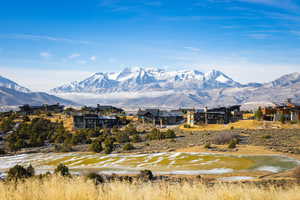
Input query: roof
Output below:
<box><xmin>73</xmin><ymin>114</ymin><xmax>117</xmax><ymax>120</ymax></box>
<box><xmin>138</xmin><ymin>109</ymin><xmax>183</xmax><ymax>118</ymax></box>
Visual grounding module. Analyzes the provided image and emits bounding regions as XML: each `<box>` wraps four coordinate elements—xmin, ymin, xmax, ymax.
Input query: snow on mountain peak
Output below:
<box><xmin>51</xmin><ymin>67</ymin><xmax>241</xmax><ymax>93</ymax></box>
<box><xmin>0</xmin><ymin>75</ymin><xmax>31</xmax><ymax>93</ymax></box>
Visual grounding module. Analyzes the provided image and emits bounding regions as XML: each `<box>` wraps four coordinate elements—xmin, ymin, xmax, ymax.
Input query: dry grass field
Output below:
<box><xmin>1</xmin><ymin>176</ymin><xmax>300</xmax><ymax>200</ymax></box>
<box><xmin>180</xmin><ymin>120</ymin><xmax>300</xmax><ymax>132</ymax></box>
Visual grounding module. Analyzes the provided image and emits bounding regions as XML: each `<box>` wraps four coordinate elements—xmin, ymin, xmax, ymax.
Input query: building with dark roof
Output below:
<box><xmin>137</xmin><ymin>109</ymin><xmax>184</xmax><ymax>126</ymax></box>
<box><xmin>186</xmin><ymin>105</ymin><xmax>242</xmax><ymax>126</ymax></box>
<box><xmin>73</xmin><ymin>113</ymin><xmax>119</xmax><ymax>129</ymax></box>
<box><xmin>19</xmin><ymin>103</ymin><xmax>64</xmax><ymax>115</ymax></box>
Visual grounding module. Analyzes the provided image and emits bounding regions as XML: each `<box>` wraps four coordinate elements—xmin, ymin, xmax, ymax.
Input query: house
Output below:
<box><xmin>186</xmin><ymin>105</ymin><xmax>242</xmax><ymax>126</ymax></box>
<box><xmin>273</xmin><ymin>99</ymin><xmax>300</xmax><ymax>122</ymax></box>
<box><xmin>81</xmin><ymin>104</ymin><xmax>124</xmax><ymax>114</ymax></box>
<box><xmin>137</xmin><ymin>109</ymin><xmax>184</xmax><ymax>126</ymax></box>
<box><xmin>19</xmin><ymin>103</ymin><xmax>64</xmax><ymax>115</ymax></box>
<box><xmin>73</xmin><ymin>114</ymin><xmax>119</xmax><ymax>129</ymax></box>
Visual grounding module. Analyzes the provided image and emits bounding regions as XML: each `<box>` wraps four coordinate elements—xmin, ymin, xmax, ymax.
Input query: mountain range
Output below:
<box><xmin>50</xmin><ymin>67</ymin><xmax>300</xmax><ymax>109</ymax></box>
<box><xmin>0</xmin><ymin>76</ymin><xmax>75</xmax><ymax>106</ymax></box>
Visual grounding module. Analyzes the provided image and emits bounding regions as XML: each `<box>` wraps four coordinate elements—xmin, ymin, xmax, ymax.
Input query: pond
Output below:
<box><xmin>0</xmin><ymin>152</ymin><xmax>299</xmax><ymax>175</ymax></box>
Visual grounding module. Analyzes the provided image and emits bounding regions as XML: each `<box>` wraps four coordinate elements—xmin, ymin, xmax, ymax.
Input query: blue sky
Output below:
<box><xmin>1</xmin><ymin>0</ymin><xmax>300</xmax><ymax>91</ymax></box>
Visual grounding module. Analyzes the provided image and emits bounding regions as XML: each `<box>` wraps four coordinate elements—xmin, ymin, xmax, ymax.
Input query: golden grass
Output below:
<box><xmin>1</xmin><ymin>176</ymin><xmax>300</xmax><ymax>200</ymax></box>
<box><xmin>180</xmin><ymin>120</ymin><xmax>300</xmax><ymax>131</ymax></box>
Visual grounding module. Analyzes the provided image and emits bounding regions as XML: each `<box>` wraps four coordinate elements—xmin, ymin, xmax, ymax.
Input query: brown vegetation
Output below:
<box><xmin>1</xmin><ymin>176</ymin><xmax>300</xmax><ymax>200</ymax></box>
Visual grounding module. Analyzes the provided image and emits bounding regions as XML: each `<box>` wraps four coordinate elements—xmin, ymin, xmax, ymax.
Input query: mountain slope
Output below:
<box><xmin>0</xmin><ymin>75</ymin><xmax>77</xmax><ymax>106</ymax></box>
<box><xmin>0</xmin><ymin>76</ymin><xmax>30</xmax><ymax>93</ymax></box>
<box><xmin>0</xmin><ymin>87</ymin><xmax>76</xmax><ymax>106</ymax></box>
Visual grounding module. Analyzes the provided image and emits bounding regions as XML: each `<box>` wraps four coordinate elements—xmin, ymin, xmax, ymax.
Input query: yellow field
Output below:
<box><xmin>0</xmin><ymin>176</ymin><xmax>300</xmax><ymax>200</ymax></box>
<box><xmin>180</xmin><ymin>120</ymin><xmax>300</xmax><ymax>131</ymax></box>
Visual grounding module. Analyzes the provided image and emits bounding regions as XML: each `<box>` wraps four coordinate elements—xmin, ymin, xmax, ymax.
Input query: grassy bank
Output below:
<box><xmin>1</xmin><ymin>176</ymin><xmax>300</xmax><ymax>200</ymax></box>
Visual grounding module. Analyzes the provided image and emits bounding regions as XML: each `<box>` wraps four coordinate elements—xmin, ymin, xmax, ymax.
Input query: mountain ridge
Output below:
<box><xmin>0</xmin><ymin>76</ymin><xmax>77</xmax><ymax>106</ymax></box>
<box><xmin>50</xmin><ymin>68</ymin><xmax>300</xmax><ymax>108</ymax></box>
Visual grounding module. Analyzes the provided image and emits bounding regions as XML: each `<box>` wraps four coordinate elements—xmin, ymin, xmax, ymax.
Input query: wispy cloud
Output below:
<box><xmin>40</xmin><ymin>52</ymin><xmax>51</xmax><ymax>58</ymax></box>
<box><xmin>68</xmin><ymin>53</ymin><xmax>81</xmax><ymax>59</ymax></box>
<box><xmin>207</xmin><ymin>0</ymin><xmax>299</xmax><ymax>10</ymax></box>
<box><xmin>90</xmin><ymin>56</ymin><xmax>97</xmax><ymax>61</ymax></box>
<box><xmin>248</xmin><ymin>33</ymin><xmax>270</xmax><ymax>39</ymax></box>
<box><xmin>184</xmin><ymin>46</ymin><xmax>201</xmax><ymax>52</ymax></box>
<box><xmin>0</xmin><ymin>34</ymin><xmax>91</xmax><ymax>45</ymax></box>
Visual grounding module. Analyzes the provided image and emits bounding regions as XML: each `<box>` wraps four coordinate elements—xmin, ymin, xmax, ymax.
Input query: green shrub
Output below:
<box><xmin>262</xmin><ymin>135</ymin><xmax>272</xmax><ymax>139</ymax></box>
<box><xmin>146</xmin><ymin>129</ymin><xmax>165</xmax><ymax>140</ymax></box>
<box><xmin>7</xmin><ymin>165</ymin><xmax>35</xmax><ymax>181</ymax></box>
<box><xmin>54</xmin><ymin>164</ymin><xmax>70</xmax><ymax>177</ymax></box>
<box><xmin>89</xmin><ymin>140</ymin><xmax>103</xmax><ymax>153</ymax></box>
<box><xmin>138</xmin><ymin>170</ymin><xmax>153</xmax><ymax>181</ymax></box>
<box><xmin>184</xmin><ymin>124</ymin><xmax>191</xmax><ymax>128</ymax></box>
<box><xmin>103</xmin><ymin>138</ymin><xmax>114</xmax><ymax>154</ymax></box>
<box><xmin>115</xmin><ymin>132</ymin><xmax>130</xmax><ymax>144</ymax></box>
<box><xmin>123</xmin><ymin>143</ymin><xmax>135</xmax><ymax>151</ymax></box>
<box><xmin>228</xmin><ymin>140</ymin><xmax>237</xmax><ymax>149</ymax></box>
<box><xmin>0</xmin><ymin>148</ymin><xmax>5</xmax><ymax>155</ymax></box>
<box><xmin>280</xmin><ymin>114</ymin><xmax>286</xmax><ymax>124</ymax></box>
<box><xmin>204</xmin><ymin>143</ymin><xmax>211</xmax><ymax>149</ymax></box>
<box><xmin>165</xmin><ymin>129</ymin><xmax>176</xmax><ymax>139</ymax></box>
<box><xmin>131</xmin><ymin>134</ymin><xmax>142</xmax><ymax>143</ymax></box>
<box><xmin>86</xmin><ymin>172</ymin><xmax>104</xmax><ymax>185</ymax></box>
<box><xmin>254</xmin><ymin>107</ymin><xmax>263</xmax><ymax>121</ymax></box>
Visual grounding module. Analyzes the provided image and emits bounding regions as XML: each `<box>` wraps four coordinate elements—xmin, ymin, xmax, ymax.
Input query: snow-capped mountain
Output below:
<box><xmin>0</xmin><ymin>75</ymin><xmax>30</xmax><ymax>93</ymax></box>
<box><xmin>0</xmin><ymin>75</ymin><xmax>77</xmax><ymax>106</ymax></box>
<box><xmin>51</xmin><ymin>67</ymin><xmax>241</xmax><ymax>93</ymax></box>
<box><xmin>50</xmin><ymin>69</ymin><xmax>300</xmax><ymax>109</ymax></box>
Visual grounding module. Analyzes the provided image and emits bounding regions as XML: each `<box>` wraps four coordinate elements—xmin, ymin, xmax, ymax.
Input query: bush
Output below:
<box><xmin>115</xmin><ymin>132</ymin><xmax>130</xmax><ymax>144</ymax></box>
<box><xmin>146</xmin><ymin>129</ymin><xmax>165</xmax><ymax>140</ymax></box>
<box><xmin>89</xmin><ymin>140</ymin><xmax>103</xmax><ymax>153</ymax></box>
<box><xmin>86</xmin><ymin>172</ymin><xmax>104</xmax><ymax>185</ymax></box>
<box><xmin>204</xmin><ymin>143</ymin><xmax>211</xmax><ymax>149</ymax></box>
<box><xmin>123</xmin><ymin>143</ymin><xmax>135</xmax><ymax>151</ymax></box>
<box><xmin>0</xmin><ymin>148</ymin><xmax>5</xmax><ymax>155</ymax></box>
<box><xmin>262</xmin><ymin>135</ymin><xmax>272</xmax><ymax>139</ymax></box>
<box><xmin>212</xmin><ymin>132</ymin><xmax>238</xmax><ymax>145</ymax></box>
<box><xmin>54</xmin><ymin>143</ymin><xmax>73</xmax><ymax>152</ymax></box>
<box><xmin>280</xmin><ymin>114</ymin><xmax>286</xmax><ymax>124</ymax></box>
<box><xmin>131</xmin><ymin>134</ymin><xmax>142</xmax><ymax>143</ymax></box>
<box><xmin>54</xmin><ymin>164</ymin><xmax>70</xmax><ymax>177</ymax></box>
<box><xmin>184</xmin><ymin>124</ymin><xmax>191</xmax><ymax>128</ymax></box>
<box><xmin>228</xmin><ymin>140</ymin><xmax>237</xmax><ymax>149</ymax></box>
<box><xmin>103</xmin><ymin>138</ymin><xmax>114</xmax><ymax>154</ymax></box>
<box><xmin>165</xmin><ymin>129</ymin><xmax>176</xmax><ymax>139</ymax></box>
<box><xmin>138</xmin><ymin>170</ymin><xmax>153</xmax><ymax>181</ymax></box>
<box><xmin>254</xmin><ymin>107</ymin><xmax>263</xmax><ymax>121</ymax></box>
<box><xmin>7</xmin><ymin>165</ymin><xmax>35</xmax><ymax>181</ymax></box>
<box><xmin>124</xmin><ymin>124</ymin><xmax>138</xmax><ymax>135</ymax></box>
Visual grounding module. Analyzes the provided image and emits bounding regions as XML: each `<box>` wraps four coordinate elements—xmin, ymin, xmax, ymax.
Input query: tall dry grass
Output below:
<box><xmin>0</xmin><ymin>176</ymin><xmax>300</xmax><ymax>200</ymax></box>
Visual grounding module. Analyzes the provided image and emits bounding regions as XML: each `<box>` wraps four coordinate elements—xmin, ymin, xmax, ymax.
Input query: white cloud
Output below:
<box><xmin>69</xmin><ymin>53</ymin><xmax>81</xmax><ymax>59</ymax></box>
<box><xmin>247</xmin><ymin>33</ymin><xmax>269</xmax><ymax>39</ymax></box>
<box><xmin>184</xmin><ymin>46</ymin><xmax>201</xmax><ymax>52</ymax></box>
<box><xmin>90</xmin><ymin>56</ymin><xmax>97</xmax><ymax>61</ymax></box>
<box><xmin>0</xmin><ymin>34</ymin><xmax>91</xmax><ymax>45</ymax></box>
<box><xmin>40</xmin><ymin>52</ymin><xmax>51</xmax><ymax>58</ymax></box>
